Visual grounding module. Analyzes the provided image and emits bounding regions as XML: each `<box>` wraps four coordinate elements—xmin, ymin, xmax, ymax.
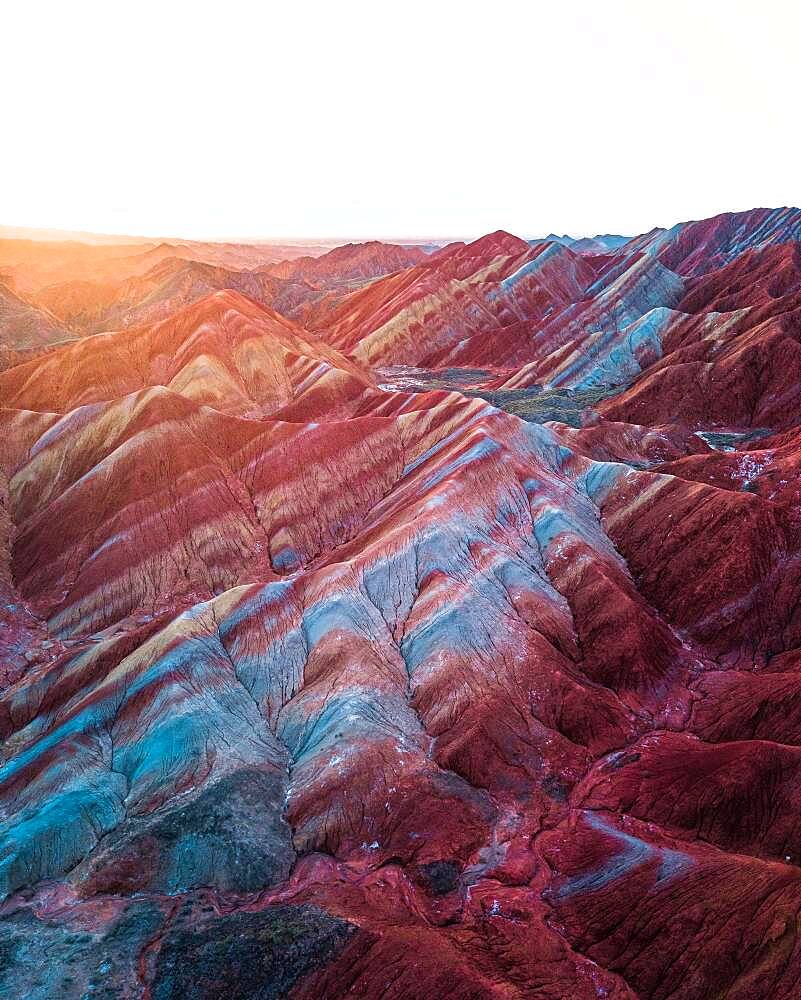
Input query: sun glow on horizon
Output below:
<box><xmin>3</xmin><ymin>0</ymin><xmax>799</xmax><ymax>242</ymax></box>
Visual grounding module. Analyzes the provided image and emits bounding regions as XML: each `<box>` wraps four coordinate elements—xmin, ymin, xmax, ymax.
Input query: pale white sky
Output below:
<box><xmin>3</xmin><ymin>0</ymin><xmax>799</xmax><ymax>241</ymax></box>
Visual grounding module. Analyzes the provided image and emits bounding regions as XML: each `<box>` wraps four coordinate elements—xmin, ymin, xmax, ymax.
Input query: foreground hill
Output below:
<box><xmin>2</xmin><ymin>209</ymin><xmax>801</xmax><ymax>998</ymax></box>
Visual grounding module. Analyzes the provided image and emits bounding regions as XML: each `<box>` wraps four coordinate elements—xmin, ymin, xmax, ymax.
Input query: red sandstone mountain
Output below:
<box><xmin>263</xmin><ymin>240</ymin><xmax>428</xmax><ymax>283</ymax></box>
<box><xmin>2</xmin><ymin>209</ymin><xmax>801</xmax><ymax>998</ymax></box>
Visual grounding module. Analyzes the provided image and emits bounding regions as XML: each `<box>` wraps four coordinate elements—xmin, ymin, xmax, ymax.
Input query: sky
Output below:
<box><xmin>3</xmin><ymin>0</ymin><xmax>799</xmax><ymax>242</ymax></box>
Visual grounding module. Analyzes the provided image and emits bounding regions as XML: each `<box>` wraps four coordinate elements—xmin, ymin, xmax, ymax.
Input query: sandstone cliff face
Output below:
<box><xmin>2</xmin><ymin>212</ymin><xmax>801</xmax><ymax>998</ymax></box>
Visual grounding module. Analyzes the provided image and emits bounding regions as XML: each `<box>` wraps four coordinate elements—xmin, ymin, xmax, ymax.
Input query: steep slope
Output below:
<box><xmin>477</xmin><ymin>210</ymin><xmax>801</xmax><ymax>427</ymax></box>
<box><xmin>295</xmin><ymin>208</ymin><xmax>801</xmax><ymax>414</ymax></box>
<box><xmin>638</xmin><ymin>205</ymin><xmax>801</xmax><ymax>274</ymax></box>
<box><xmin>603</xmin><ymin>206</ymin><xmax>801</xmax><ymax>280</ymax></box>
<box><xmin>305</xmin><ymin>231</ymin><xmax>601</xmax><ymax>368</ymax></box>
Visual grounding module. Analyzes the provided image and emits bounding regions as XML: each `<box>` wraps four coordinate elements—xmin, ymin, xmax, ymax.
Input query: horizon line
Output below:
<box><xmin>0</xmin><ymin>204</ymin><xmax>797</xmax><ymax>249</ymax></box>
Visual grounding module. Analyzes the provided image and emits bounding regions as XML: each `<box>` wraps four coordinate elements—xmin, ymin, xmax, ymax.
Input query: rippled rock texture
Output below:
<box><xmin>2</xmin><ymin>207</ymin><xmax>801</xmax><ymax>997</ymax></box>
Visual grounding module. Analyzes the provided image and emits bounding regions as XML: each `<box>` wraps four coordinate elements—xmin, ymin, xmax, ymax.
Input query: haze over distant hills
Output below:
<box><xmin>3</xmin><ymin>206</ymin><xmax>801</xmax><ymax>998</ymax></box>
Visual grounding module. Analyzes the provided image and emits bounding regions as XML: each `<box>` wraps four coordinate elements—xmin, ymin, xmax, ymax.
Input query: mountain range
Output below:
<box><xmin>2</xmin><ymin>207</ymin><xmax>801</xmax><ymax>998</ymax></box>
